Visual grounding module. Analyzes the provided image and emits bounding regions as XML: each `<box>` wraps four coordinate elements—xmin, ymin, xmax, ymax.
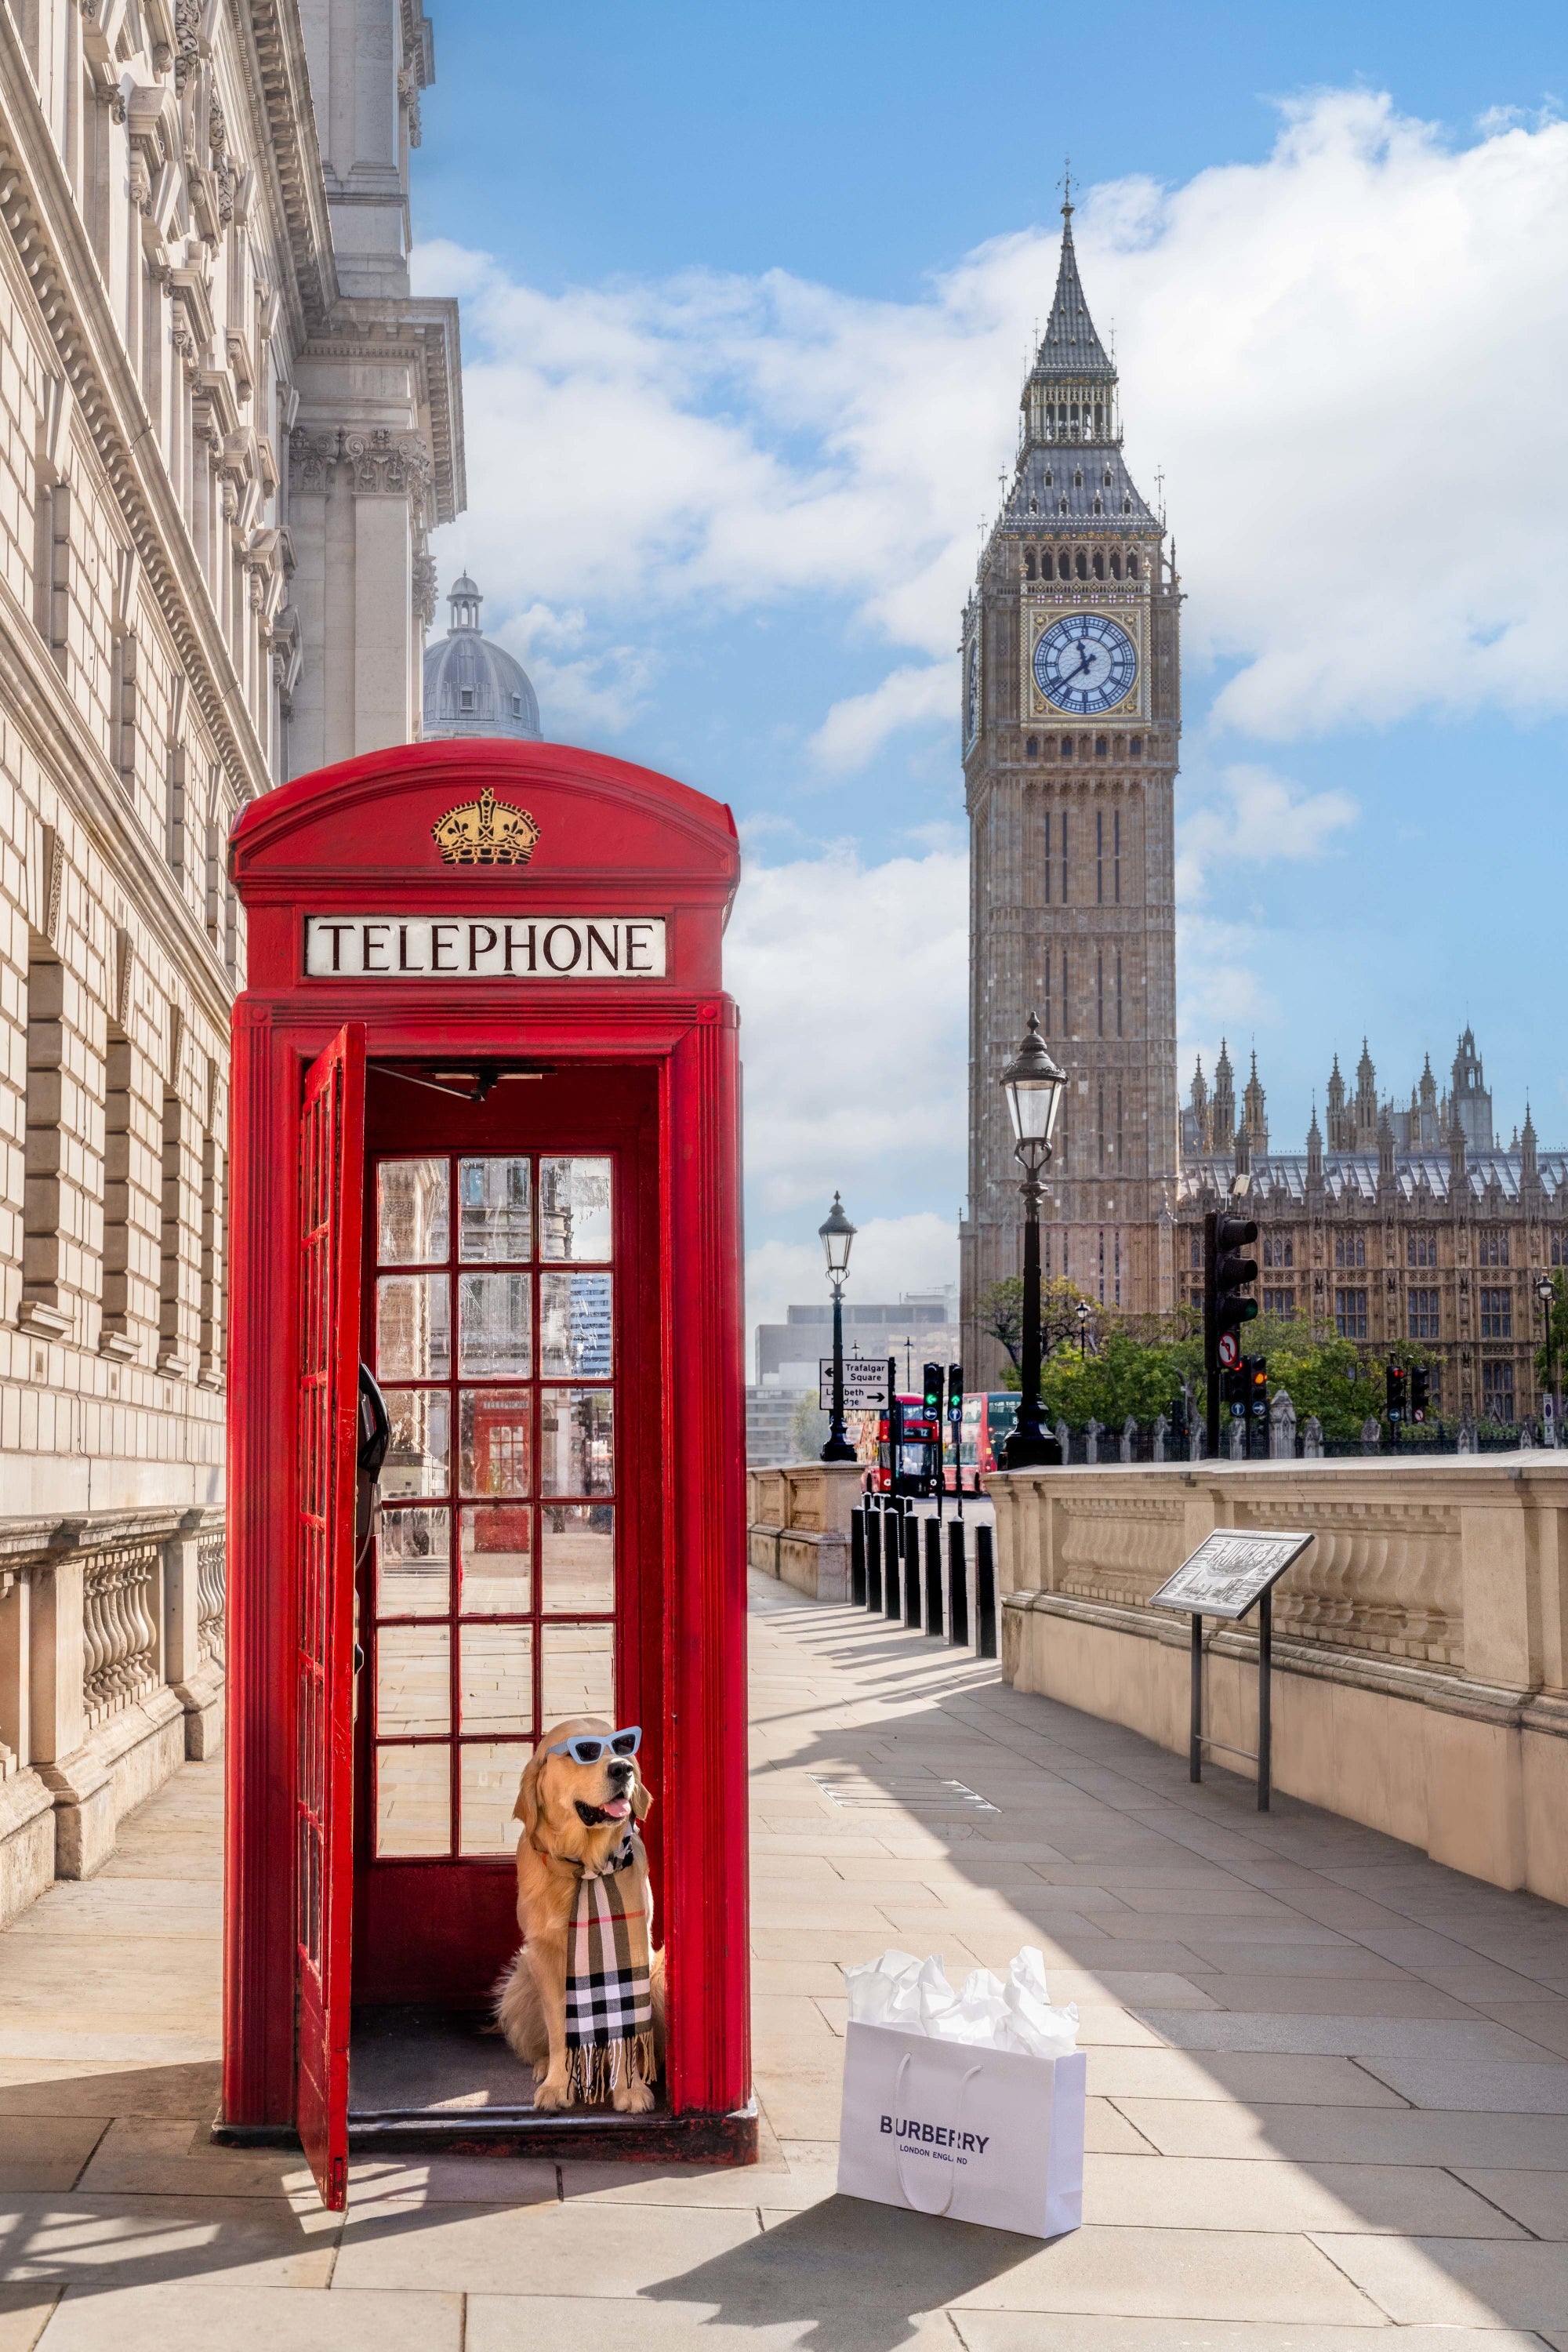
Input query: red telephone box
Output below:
<box><xmin>221</xmin><ymin>739</ymin><xmax>750</xmax><ymax>2205</ymax></box>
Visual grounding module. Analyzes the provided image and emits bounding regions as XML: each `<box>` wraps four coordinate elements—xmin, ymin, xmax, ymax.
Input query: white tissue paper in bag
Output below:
<box><xmin>843</xmin><ymin>1944</ymin><xmax>1078</xmax><ymax>2054</ymax></box>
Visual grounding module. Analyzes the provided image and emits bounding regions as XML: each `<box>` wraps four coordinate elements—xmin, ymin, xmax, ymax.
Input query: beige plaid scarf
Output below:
<box><xmin>563</xmin><ymin>1828</ymin><xmax>655</xmax><ymax>2104</ymax></box>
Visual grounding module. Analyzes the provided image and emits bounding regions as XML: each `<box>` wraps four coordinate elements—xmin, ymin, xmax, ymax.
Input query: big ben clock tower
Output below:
<box><xmin>960</xmin><ymin>197</ymin><xmax>1180</xmax><ymax>1383</ymax></box>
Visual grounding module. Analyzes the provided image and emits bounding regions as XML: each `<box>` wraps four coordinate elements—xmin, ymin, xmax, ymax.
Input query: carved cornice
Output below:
<box><xmin>0</xmin><ymin>16</ymin><xmax>267</xmax><ymax>802</ymax></box>
<box><xmin>234</xmin><ymin>0</ymin><xmax>336</xmax><ymax>337</ymax></box>
<box><xmin>288</xmin><ymin>425</ymin><xmax>435</xmax><ymax>518</ymax></box>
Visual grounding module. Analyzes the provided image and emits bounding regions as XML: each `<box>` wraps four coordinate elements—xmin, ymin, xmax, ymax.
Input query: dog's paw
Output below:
<box><xmin>612</xmin><ymin>2074</ymin><xmax>656</xmax><ymax>2114</ymax></box>
<box><xmin>532</xmin><ymin>2074</ymin><xmax>574</xmax><ymax>2113</ymax></box>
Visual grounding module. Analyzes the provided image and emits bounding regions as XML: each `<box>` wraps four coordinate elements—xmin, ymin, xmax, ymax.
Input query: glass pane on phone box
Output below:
<box><xmin>539</xmin><ymin>1157</ymin><xmax>612</xmax><ymax>1262</ymax></box>
<box><xmin>458</xmin><ymin>1271</ymin><xmax>532</xmax><ymax>1378</ymax></box>
<box><xmin>377</xmin><ymin>1272</ymin><xmax>451</xmax><ymax>1381</ymax></box>
<box><xmin>540</xmin><ymin>1272</ymin><xmax>612</xmax><ymax>1377</ymax></box>
<box><xmin>377</xmin><ymin>1158</ymin><xmax>450</xmax><ymax>1265</ymax></box>
<box><xmin>542</xmin><ymin>1504</ymin><xmax>614</xmax><ymax>1613</ymax></box>
<box><xmin>376</xmin><ymin>1624</ymin><xmax>451</xmax><ymax>1736</ymax></box>
<box><xmin>460</xmin><ymin>1743</ymin><xmax>530</xmax><ymax>1857</ymax></box>
<box><xmin>376</xmin><ymin>1744</ymin><xmax>450</xmax><ymax>1858</ymax></box>
<box><xmin>381</xmin><ymin>1388</ymin><xmax>452</xmax><ymax>1499</ymax></box>
<box><xmin>459</xmin><ymin>1622</ymin><xmax>535</xmax><ymax>1738</ymax></box>
<box><xmin>459</xmin><ymin>1388</ymin><xmax>532</xmax><ymax>1497</ymax></box>
<box><xmin>539</xmin><ymin>1388</ymin><xmax>614</xmax><ymax>1497</ymax></box>
<box><xmin>460</xmin><ymin>1504</ymin><xmax>532</xmax><ymax>1615</ymax></box>
<box><xmin>378</xmin><ymin>1505</ymin><xmax>452</xmax><ymax>1617</ymax></box>
<box><xmin>459</xmin><ymin>1156</ymin><xmax>532</xmax><ymax>1263</ymax></box>
<box><xmin>542</xmin><ymin>1621</ymin><xmax>614</xmax><ymax>1725</ymax></box>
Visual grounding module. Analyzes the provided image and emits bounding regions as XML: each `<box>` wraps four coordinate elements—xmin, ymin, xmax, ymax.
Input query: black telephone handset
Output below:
<box><xmin>354</xmin><ymin>1368</ymin><xmax>391</xmax><ymax>1668</ymax></box>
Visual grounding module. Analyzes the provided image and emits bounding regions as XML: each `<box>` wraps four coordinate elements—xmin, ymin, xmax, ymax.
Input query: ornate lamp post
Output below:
<box><xmin>1076</xmin><ymin>1298</ymin><xmax>1091</xmax><ymax>1359</ymax></box>
<box><xmin>1536</xmin><ymin>1272</ymin><xmax>1557</xmax><ymax>1438</ymax></box>
<box><xmin>1000</xmin><ymin>1014</ymin><xmax>1068</xmax><ymax>1471</ymax></box>
<box><xmin>818</xmin><ymin>1192</ymin><xmax>857</xmax><ymax>1463</ymax></box>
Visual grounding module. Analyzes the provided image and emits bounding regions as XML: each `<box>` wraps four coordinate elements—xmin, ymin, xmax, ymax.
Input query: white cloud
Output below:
<box><xmin>808</xmin><ymin>662</ymin><xmax>953</xmax><ymax>771</ymax></box>
<box><xmin>746</xmin><ymin>1213</ymin><xmax>958</xmax><ymax>1374</ymax></box>
<box><xmin>416</xmin><ymin>94</ymin><xmax>1568</xmax><ymax>760</ymax></box>
<box><xmin>1176</xmin><ymin>764</ymin><xmax>1358</xmax><ymax>904</ymax></box>
<box><xmin>724</xmin><ymin>840</ymin><xmax>967</xmax><ymax>1219</ymax></box>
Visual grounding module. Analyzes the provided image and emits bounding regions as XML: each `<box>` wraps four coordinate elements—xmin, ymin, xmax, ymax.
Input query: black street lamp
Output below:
<box><xmin>1076</xmin><ymin>1298</ymin><xmax>1091</xmax><ymax>1359</ymax></box>
<box><xmin>1000</xmin><ymin>1014</ymin><xmax>1068</xmax><ymax>1471</ymax></box>
<box><xmin>1536</xmin><ymin>1272</ymin><xmax>1557</xmax><ymax>1438</ymax></box>
<box><xmin>819</xmin><ymin>1192</ymin><xmax>858</xmax><ymax>1462</ymax></box>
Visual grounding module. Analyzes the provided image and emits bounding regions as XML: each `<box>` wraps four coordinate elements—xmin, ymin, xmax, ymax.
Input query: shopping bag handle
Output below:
<box><xmin>893</xmin><ymin>2051</ymin><xmax>984</xmax><ymax>2218</ymax></box>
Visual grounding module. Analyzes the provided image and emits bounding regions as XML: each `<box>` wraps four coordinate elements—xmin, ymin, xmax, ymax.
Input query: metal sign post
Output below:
<box><xmin>1153</xmin><ymin>1529</ymin><xmax>1312</xmax><ymax>1812</ymax></box>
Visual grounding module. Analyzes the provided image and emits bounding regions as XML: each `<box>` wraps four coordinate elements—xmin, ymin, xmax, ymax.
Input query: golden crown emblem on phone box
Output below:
<box><xmin>430</xmin><ymin>788</ymin><xmax>540</xmax><ymax>867</ymax></box>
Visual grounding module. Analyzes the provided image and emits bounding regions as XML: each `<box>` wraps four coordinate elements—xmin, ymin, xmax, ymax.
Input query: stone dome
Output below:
<box><xmin>422</xmin><ymin>574</ymin><xmax>542</xmax><ymax>741</ymax></box>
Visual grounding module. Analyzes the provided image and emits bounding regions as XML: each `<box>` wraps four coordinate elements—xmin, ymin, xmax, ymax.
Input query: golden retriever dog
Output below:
<box><xmin>494</xmin><ymin>1716</ymin><xmax>666</xmax><ymax>2114</ymax></box>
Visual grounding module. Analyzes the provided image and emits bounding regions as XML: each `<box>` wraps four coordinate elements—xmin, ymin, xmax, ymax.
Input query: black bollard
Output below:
<box><xmin>948</xmin><ymin>1519</ymin><xmax>968</xmax><ymax>1646</ymax></box>
<box><xmin>851</xmin><ymin>1505</ymin><xmax>866</xmax><ymax>1607</ymax></box>
<box><xmin>865</xmin><ymin>1503</ymin><xmax>883</xmax><ymax>1613</ymax></box>
<box><xmin>975</xmin><ymin>1523</ymin><xmax>997</xmax><ymax>1660</ymax></box>
<box><xmin>885</xmin><ymin>1501</ymin><xmax>903</xmax><ymax>1620</ymax></box>
<box><xmin>924</xmin><ymin>1516</ymin><xmax>942</xmax><ymax>1636</ymax></box>
<box><xmin>903</xmin><ymin>1514</ymin><xmax>921</xmax><ymax>1628</ymax></box>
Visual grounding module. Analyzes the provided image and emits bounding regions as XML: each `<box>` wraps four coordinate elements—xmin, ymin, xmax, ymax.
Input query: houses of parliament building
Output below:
<box><xmin>1178</xmin><ymin>1031</ymin><xmax>1563</xmax><ymax>1428</ymax></box>
<box><xmin>958</xmin><ymin>202</ymin><xmax>1556</xmax><ymax>1425</ymax></box>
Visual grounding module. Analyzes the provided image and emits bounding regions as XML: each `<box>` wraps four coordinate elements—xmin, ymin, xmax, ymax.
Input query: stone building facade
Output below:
<box><xmin>1178</xmin><ymin>1031</ymin><xmax>1564</xmax><ymax>1427</ymax></box>
<box><xmin>960</xmin><ymin>199</ymin><xmax>1180</xmax><ymax>1387</ymax></box>
<box><xmin>0</xmin><ymin>0</ymin><xmax>463</xmax><ymax>1922</ymax></box>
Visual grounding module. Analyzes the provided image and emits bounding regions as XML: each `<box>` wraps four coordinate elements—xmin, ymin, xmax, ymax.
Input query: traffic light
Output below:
<box><xmin>1410</xmin><ymin>1366</ymin><xmax>1430</xmax><ymax>1423</ymax></box>
<box><xmin>1386</xmin><ymin>1362</ymin><xmax>1407</xmax><ymax>1424</ymax></box>
<box><xmin>1248</xmin><ymin>1357</ymin><xmax>1269</xmax><ymax>1418</ymax></box>
<box><xmin>946</xmin><ymin>1365</ymin><xmax>964</xmax><ymax>1422</ymax></box>
<box><xmin>1209</xmin><ymin>1211</ymin><xmax>1260</xmax><ymax>1344</ymax></box>
<box><xmin>922</xmin><ymin>1362</ymin><xmax>943</xmax><ymax>1419</ymax></box>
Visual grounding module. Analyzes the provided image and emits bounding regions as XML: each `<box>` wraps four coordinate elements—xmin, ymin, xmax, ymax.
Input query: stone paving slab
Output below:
<box><xmin>2</xmin><ymin>1573</ymin><xmax>1567</xmax><ymax>2350</ymax></box>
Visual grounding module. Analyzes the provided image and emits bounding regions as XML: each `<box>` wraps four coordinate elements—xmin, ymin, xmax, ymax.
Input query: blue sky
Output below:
<box><xmin>411</xmin><ymin>3</ymin><xmax>1568</xmax><ymax>1334</ymax></box>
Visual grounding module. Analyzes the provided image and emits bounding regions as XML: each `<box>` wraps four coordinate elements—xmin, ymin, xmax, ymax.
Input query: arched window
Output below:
<box><xmin>1040</xmin><ymin>550</ymin><xmax>1054</xmax><ymax>579</ymax></box>
<box><xmin>1092</xmin><ymin>496</ymin><xmax>1103</xmax><ymax>516</ymax></box>
<box><xmin>1025</xmin><ymin>549</ymin><xmax>1036</xmax><ymax>580</ymax></box>
<box><xmin>1060</xmin><ymin>736</ymin><xmax>1073</xmax><ymax>759</ymax></box>
<box><xmin>1075</xmin><ymin>550</ymin><xmax>1087</xmax><ymax>579</ymax></box>
<box><xmin>1057</xmin><ymin>547</ymin><xmax>1069</xmax><ymax>575</ymax></box>
<box><xmin>1127</xmin><ymin>553</ymin><xmax>1139</xmax><ymax>578</ymax></box>
<box><xmin>1103</xmin><ymin>467</ymin><xmax>1112</xmax><ymax>487</ymax></box>
<box><xmin>1026</xmin><ymin>735</ymin><xmax>1039</xmax><ymax>757</ymax></box>
<box><xmin>1122</xmin><ymin>495</ymin><xmax>1132</xmax><ymax>514</ymax></box>
<box><xmin>1058</xmin><ymin>496</ymin><xmax>1068</xmax><ymax>515</ymax></box>
<box><xmin>1113</xmin><ymin>734</ymin><xmax>1125</xmax><ymax>757</ymax></box>
<box><xmin>1044</xmin><ymin>468</ymin><xmax>1053</xmax><ymax>487</ymax></box>
<box><xmin>1093</xmin><ymin>550</ymin><xmax>1105</xmax><ymax>576</ymax></box>
<box><xmin>1109</xmin><ymin>551</ymin><xmax>1121</xmax><ymax>579</ymax></box>
<box><xmin>1095</xmin><ymin>735</ymin><xmax>1108</xmax><ymax>759</ymax></box>
<box><xmin>1130</xmin><ymin>735</ymin><xmax>1142</xmax><ymax>756</ymax></box>
<box><xmin>1073</xmin><ymin>467</ymin><xmax>1083</xmax><ymax>488</ymax></box>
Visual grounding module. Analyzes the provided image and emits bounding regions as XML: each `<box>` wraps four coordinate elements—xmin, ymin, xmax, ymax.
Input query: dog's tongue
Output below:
<box><xmin>603</xmin><ymin>1797</ymin><xmax>631</xmax><ymax>1819</ymax></box>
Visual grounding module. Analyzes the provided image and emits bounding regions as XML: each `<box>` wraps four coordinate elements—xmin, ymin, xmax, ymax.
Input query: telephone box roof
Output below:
<box><xmin>230</xmin><ymin>738</ymin><xmax>740</xmax><ymax>913</ymax></box>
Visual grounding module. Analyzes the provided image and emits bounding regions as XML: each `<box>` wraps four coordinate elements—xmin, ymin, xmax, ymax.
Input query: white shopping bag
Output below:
<box><xmin>836</xmin><ymin>2018</ymin><xmax>1086</xmax><ymax>2239</ymax></box>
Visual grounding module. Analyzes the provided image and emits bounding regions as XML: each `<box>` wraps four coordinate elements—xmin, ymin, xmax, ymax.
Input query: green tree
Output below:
<box><xmin>978</xmin><ymin>1276</ymin><xmax>1089</xmax><ymax>1377</ymax></box>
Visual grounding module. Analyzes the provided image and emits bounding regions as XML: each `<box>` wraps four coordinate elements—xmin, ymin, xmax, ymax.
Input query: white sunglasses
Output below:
<box><xmin>546</xmin><ymin>1726</ymin><xmax>642</xmax><ymax>1766</ymax></box>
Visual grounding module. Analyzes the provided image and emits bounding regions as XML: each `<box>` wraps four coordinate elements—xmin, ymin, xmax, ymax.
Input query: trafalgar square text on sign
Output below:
<box><xmin>305</xmin><ymin>916</ymin><xmax>667</xmax><ymax>979</ymax></box>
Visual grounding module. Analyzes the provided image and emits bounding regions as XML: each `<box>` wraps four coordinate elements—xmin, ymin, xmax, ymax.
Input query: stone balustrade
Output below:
<box><xmin>989</xmin><ymin>1457</ymin><xmax>1568</xmax><ymax>1905</ymax></box>
<box><xmin>0</xmin><ymin>1508</ymin><xmax>225</xmax><ymax>1924</ymax></box>
<box><xmin>747</xmin><ymin>1462</ymin><xmax>866</xmax><ymax>1601</ymax></box>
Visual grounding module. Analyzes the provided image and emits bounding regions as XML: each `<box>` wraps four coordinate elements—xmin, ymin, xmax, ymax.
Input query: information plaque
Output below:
<box><xmin>1151</xmin><ymin>1529</ymin><xmax>1313</xmax><ymax>1621</ymax></box>
<box><xmin>1150</xmin><ymin>1527</ymin><xmax>1315</xmax><ymax>1813</ymax></box>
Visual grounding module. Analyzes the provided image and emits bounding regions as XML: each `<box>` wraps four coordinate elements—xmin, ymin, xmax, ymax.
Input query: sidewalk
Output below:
<box><xmin>0</xmin><ymin>1570</ymin><xmax>1565</xmax><ymax>2348</ymax></box>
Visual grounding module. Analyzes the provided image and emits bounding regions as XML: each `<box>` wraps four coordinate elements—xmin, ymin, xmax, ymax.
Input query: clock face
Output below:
<box><xmin>1032</xmin><ymin>614</ymin><xmax>1138</xmax><ymax>715</ymax></box>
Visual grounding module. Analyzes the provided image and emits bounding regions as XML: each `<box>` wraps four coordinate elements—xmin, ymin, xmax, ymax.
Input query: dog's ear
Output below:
<box><xmin>630</xmin><ymin>1762</ymin><xmax>652</xmax><ymax>1822</ymax></box>
<box><xmin>513</xmin><ymin>1750</ymin><xmax>543</xmax><ymax>1836</ymax></box>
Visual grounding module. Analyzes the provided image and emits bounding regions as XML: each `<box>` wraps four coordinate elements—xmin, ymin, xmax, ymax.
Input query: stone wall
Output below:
<box><xmin>0</xmin><ymin>1509</ymin><xmax>223</xmax><ymax>1924</ymax></box>
<box><xmin>989</xmin><ymin>1457</ymin><xmax>1568</xmax><ymax>1904</ymax></box>
<box><xmin>747</xmin><ymin>1463</ymin><xmax>864</xmax><ymax>1602</ymax></box>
